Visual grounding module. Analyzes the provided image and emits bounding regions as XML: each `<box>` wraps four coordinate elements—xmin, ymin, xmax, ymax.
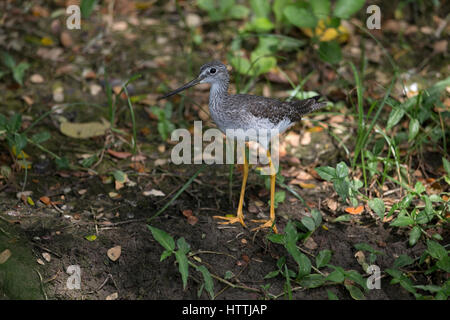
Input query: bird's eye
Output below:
<box><xmin>210</xmin><ymin>68</ymin><xmax>216</xmax><ymax>74</ymax></box>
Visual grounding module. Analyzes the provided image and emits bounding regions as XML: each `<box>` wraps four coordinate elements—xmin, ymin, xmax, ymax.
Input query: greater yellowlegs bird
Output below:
<box><xmin>159</xmin><ymin>61</ymin><xmax>325</xmax><ymax>233</ymax></box>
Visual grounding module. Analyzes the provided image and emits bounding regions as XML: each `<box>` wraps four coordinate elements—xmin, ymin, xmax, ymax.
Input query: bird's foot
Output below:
<box><xmin>213</xmin><ymin>213</ymin><xmax>246</xmax><ymax>227</ymax></box>
<box><xmin>251</xmin><ymin>219</ymin><xmax>278</xmax><ymax>233</ymax></box>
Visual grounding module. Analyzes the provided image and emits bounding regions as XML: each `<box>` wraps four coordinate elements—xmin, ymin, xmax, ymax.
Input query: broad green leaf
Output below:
<box><xmin>197</xmin><ymin>0</ymin><xmax>215</xmax><ymax>12</ymax></box>
<box><xmin>315</xmin><ymin>166</ymin><xmax>336</xmax><ymax>181</ymax></box>
<box><xmin>334</xmin><ymin>0</ymin><xmax>365</xmax><ymax>19</ymax></box>
<box><xmin>326</xmin><ymin>270</ymin><xmax>344</xmax><ymax>283</ymax></box>
<box><xmin>147</xmin><ymin>225</ymin><xmax>175</xmax><ymax>252</ymax></box>
<box><xmin>12</xmin><ymin>62</ymin><xmax>30</xmax><ymax>85</ymax></box>
<box><xmin>31</xmin><ymin>131</ymin><xmax>51</xmax><ymax>144</ymax></box>
<box><xmin>354</xmin><ymin>243</ymin><xmax>376</xmax><ymax>253</ymax></box>
<box><xmin>436</xmin><ymin>256</ymin><xmax>450</xmax><ymax>272</ymax></box>
<box><xmin>316</xmin><ymin>249</ymin><xmax>332</xmax><ymax>268</ymax></box>
<box><xmin>386</xmin><ymin>107</ymin><xmax>405</xmax><ymax>130</ymax></box>
<box><xmin>1</xmin><ymin>51</ymin><xmax>15</xmax><ymax>69</ymax></box>
<box><xmin>345</xmin><ymin>284</ymin><xmax>366</xmax><ymax>300</ymax></box>
<box><xmin>283</xmin><ymin>5</ymin><xmax>317</xmax><ymax>28</ymax></box>
<box><xmin>230</xmin><ymin>56</ymin><xmax>252</xmax><ymax>75</ymax></box>
<box><xmin>318</xmin><ymin>41</ymin><xmax>342</xmax><ymax>64</ymax></box>
<box><xmin>443</xmin><ymin>157</ymin><xmax>450</xmax><ymax>176</ymax></box>
<box><xmin>301</xmin><ymin>216</ymin><xmax>316</xmax><ymax>232</ymax></box>
<box><xmin>250</xmin><ymin>0</ymin><xmax>271</xmax><ymax>18</ymax></box>
<box><xmin>160</xmin><ymin>249</ymin><xmax>172</xmax><ymax>262</ymax></box>
<box><xmin>335</xmin><ymin>162</ymin><xmax>349</xmax><ymax>179</ymax></box>
<box><xmin>229</xmin><ymin>5</ymin><xmax>249</xmax><ymax>19</ymax></box>
<box><xmin>311</xmin><ymin>209</ymin><xmax>322</xmax><ymax>227</ymax></box>
<box><xmin>426</xmin><ymin>240</ymin><xmax>447</xmax><ymax>261</ymax></box>
<box><xmin>80</xmin><ymin>0</ymin><xmax>97</xmax><ymax>18</ymax></box>
<box><xmin>298</xmin><ymin>274</ymin><xmax>325</xmax><ymax>288</ymax></box>
<box><xmin>13</xmin><ymin>133</ymin><xmax>27</xmax><ymax>154</ymax></box>
<box><xmin>368</xmin><ymin>198</ymin><xmax>385</xmax><ymax>219</ymax></box>
<box><xmin>246</xmin><ymin>17</ymin><xmax>274</xmax><ymax>32</ymax></box>
<box><xmin>273</xmin><ymin>0</ymin><xmax>292</xmax><ymax>23</ymax></box>
<box><xmin>393</xmin><ymin>254</ymin><xmax>414</xmax><ymax>269</ymax></box>
<box><xmin>414</xmin><ymin>181</ymin><xmax>426</xmax><ymax>194</ymax></box>
<box><xmin>327</xmin><ymin>289</ymin><xmax>339</xmax><ymax>300</ymax></box>
<box><xmin>55</xmin><ymin>157</ymin><xmax>70</xmax><ymax>169</ymax></box>
<box><xmin>414</xmin><ymin>284</ymin><xmax>444</xmax><ymax>293</ymax></box>
<box><xmin>408</xmin><ymin>118</ymin><xmax>420</xmax><ymax>141</ymax></box>
<box><xmin>333</xmin><ymin>178</ymin><xmax>349</xmax><ymax>201</ymax></box>
<box><xmin>85</xmin><ymin>234</ymin><xmax>97</xmax><ymax>241</ymax></box>
<box><xmin>390</xmin><ymin>215</ymin><xmax>414</xmax><ymax>227</ymax></box>
<box><xmin>345</xmin><ymin>270</ymin><xmax>368</xmax><ymax>290</ymax></box>
<box><xmin>196</xmin><ymin>265</ymin><xmax>214</xmax><ymax>299</ymax></box>
<box><xmin>311</xmin><ymin>0</ymin><xmax>331</xmax><ymax>18</ymax></box>
<box><xmin>409</xmin><ymin>226</ymin><xmax>422</xmax><ymax>246</ymax></box>
<box><xmin>112</xmin><ymin>170</ymin><xmax>127</xmax><ymax>183</ymax></box>
<box><xmin>8</xmin><ymin>113</ymin><xmax>22</xmax><ymax>132</ymax></box>
<box><xmin>175</xmin><ymin>250</ymin><xmax>189</xmax><ymax>289</ymax></box>
<box><xmin>267</xmin><ymin>233</ymin><xmax>285</xmax><ymax>245</ymax></box>
<box><xmin>177</xmin><ymin>237</ymin><xmax>190</xmax><ymax>255</ymax></box>
<box><xmin>333</xmin><ymin>214</ymin><xmax>352</xmax><ymax>222</ymax></box>
<box><xmin>272</xmin><ymin>190</ymin><xmax>286</xmax><ymax>208</ymax></box>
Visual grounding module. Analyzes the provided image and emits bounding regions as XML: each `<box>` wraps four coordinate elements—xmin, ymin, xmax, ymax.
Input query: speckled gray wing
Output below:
<box><xmin>230</xmin><ymin>95</ymin><xmax>326</xmax><ymax>124</ymax></box>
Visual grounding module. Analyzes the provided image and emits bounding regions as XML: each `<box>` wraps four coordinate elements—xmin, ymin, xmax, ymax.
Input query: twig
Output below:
<box><xmin>35</xmin><ymin>269</ymin><xmax>48</xmax><ymax>300</ymax></box>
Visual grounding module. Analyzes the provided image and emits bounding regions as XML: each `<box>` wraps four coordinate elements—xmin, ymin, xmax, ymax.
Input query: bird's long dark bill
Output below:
<box><xmin>158</xmin><ymin>77</ymin><xmax>201</xmax><ymax>100</ymax></box>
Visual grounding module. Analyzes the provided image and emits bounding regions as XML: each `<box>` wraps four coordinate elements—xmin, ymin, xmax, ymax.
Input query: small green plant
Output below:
<box><xmin>316</xmin><ymin>161</ymin><xmax>362</xmax><ymax>207</ymax></box>
<box><xmin>196</xmin><ymin>0</ymin><xmax>249</xmax><ymax>22</ymax></box>
<box><xmin>386</xmin><ymin>240</ymin><xmax>449</xmax><ymax>300</ymax></box>
<box><xmin>265</xmin><ymin>218</ymin><xmax>368</xmax><ymax>300</ymax></box>
<box><xmin>0</xmin><ymin>51</ymin><xmax>30</xmax><ymax>85</ymax></box>
<box><xmin>150</xmin><ymin>103</ymin><xmax>176</xmax><ymax>141</ymax></box>
<box><xmin>147</xmin><ymin>225</ymin><xmax>215</xmax><ymax>299</ymax></box>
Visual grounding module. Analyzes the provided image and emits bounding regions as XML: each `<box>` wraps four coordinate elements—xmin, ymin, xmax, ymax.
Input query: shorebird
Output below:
<box><xmin>159</xmin><ymin>61</ymin><xmax>325</xmax><ymax>233</ymax></box>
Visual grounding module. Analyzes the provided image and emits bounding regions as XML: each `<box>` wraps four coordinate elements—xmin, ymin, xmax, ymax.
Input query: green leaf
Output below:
<box><xmin>177</xmin><ymin>237</ymin><xmax>191</xmax><ymax>255</ymax></box>
<box><xmin>334</xmin><ymin>0</ymin><xmax>365</xmax><ymax>19</ymax></box>
<box><xmin>13</xmin><ymin>133</ymin><xmax>27</xmax><ymax>154</ymax></box>
<box><xmin>368</xmin><ymin>198</ymin><xmax>385</xmax><ymax>219</ymax></box>
<box><xmin>345</xmin><ymin>270</ymin><xmax>368</xmax><ymax>290</ymax></box>
<box><xmin>335</xmin><ymin>162</ymin><xmax>349</xmax><ymax>179</ymax></box>
<box><xmin>426</xmin><ymin>240</ymin><xmax>447</xmax><ymax>261</ymax></box>
<box><xmin>273</xmin><ymin>0</ymin><xmax>291</xmax><ymax>23</ymax></box>
<box><xmin>301</xmin><ymin>216</ymin><xmax>316</xmax><ymax>232</ymax></box>
<box><xmin>311</xmin><ymin>209</ymin><xmax>322</xmax><ymax>228</ymax></box>
<box><xmin>85</xmin><ymin>234</ymin><xmax>97</xmax><ymax>241</ymax></box>
<box><xmin>311</xmin><ymin>0</ymin><xmax>331</xmax><ymax>18</ymax></box>
<box><xmin>414</xmin><ymin>181</ymin><xmax>426</xmax><ymax>194</ymax></box>
<box><xmin>443</xmin><ymin>157</ymin><xmax>450</xmax><ymax>176</ymax></box>
<box><xmin>409</xmin><ymin>226</ymin><xmax>422</xmax><ymax>246</ymax></box>
<box><xmin>414</xmin><ymin>284</ymin><xmax>444</xmax><ymax>293</ymax></box>
<box><xmin>333</xmin><ymin>214</ymin><xmax>352</xmax><ymax>222</ymax></box>
<box><xmin>250</xmin><ymin>0</ymin><xmax>271</xmax><ymax>18</ymax></box>
<box><xmin>326</xmin><ymin>270</ymin><xmax>344</xmax><ymax>283</ymax></box>
<box><xmin>345</xmin><ymin>284</ymin><xmax>366</xmax><ymax>300</ymax></box>
<box><xmin>55</xmin><ymin>157</ymin><xmax>70</xmax><ymax>169</ymax></box>
<box><xmin>160</xmin><ymin>249</ymin><xmax>172</xmax><ymax>262</ymax></box>
<box><xmin>315</xmin><ymin>166</ymin><xmax>336</xmax><ymax>181</ymax></box>
<box><xmin>333</xmin><ymin>178</ymin><xmax>349</xmax><ymax>201</ymax></box>
<box><xmin>264</xmin><ymin>270</ymin><xmax>280</xmax><ymax>279</ymax></box>
<box><xmin>246</xmin><ymin>17</ymin><xmax>275</xmax><ymax>32</ymax></box>
<box><xmin>327</xmin><ymin>289</ymin><xmax>339</xmax><ymax>300</ymax></box>
<box><xmin>408</xmin><ymin>118</ymin><xmax>420</xmax><ymax>141</ymax></box>
<box><xmin>298</xmin><ymin>274</ymin><xmax>325</xmax><ymax>288</ymax></box>
<box><xmin>390</xmin><ymin>215</ymin><xmax>414</xmax><ymax>227</ymax></box>
<box><xmin>386</xmin><ymin>107</ymin><xmax>405</xmax><ymax>130</ymax></box>
<box><xmin>436</xmin><ymin>256</ymin><xmax>450</xmax><ymax>273</ymax></box>
<box><xmin>267</xmin><ymin>233</ymin><xmax>285</xmax><ymax>245</ymax></box>
<box><xmin>31</xmin><ymin>131</ymin><xmax>51</xmax><ymax>144</ymax></box>
<box><xmin>80</xmin><ymin>0</ymin><xmax>97</xmax><ymax>18</ymax></box>
<box><xmin>112</xmin><ymin>170</ymin><xmax>127</xmax><ymax>183</ymax></box>
<box><xmin>175</xmin><ymin>249</ymin><xmax>189</xmax><ymax>289</ymax></box>
<box><xmin>8</xmin><ymin>113</ymin><xmax>22</xmax><ymax>132</ymax></box>
<box><xmin>318</xmin><ymin>41</ymin><xmax>342</xmax><ymax>65</ymax></box>
<box><xmin>316</xmin><ymin>249</ymin><xmax>332</xmax><ymax>268</ymax></box>
<box><xmin>272</xmin><ymin>190</ymin><xmax>286</xmax><ymax>208</ymax></box>
<box><xmin>283</xmin><ymin>5</ymin><xmax>317</xmax><ymax>28</ymax></box>
<box><xmin>147</xmin><ymin>225</ymin><xmax>175</xmax><ymax>252</ymax></box>
<box><xmin>229</xmin><ymin>5</ymin><xmax>249</xmax><ymax>19</ymax></box>
<box><xmin>354</xmin><ymin>243</ymin><xmax>376</xmax><ymax>253</ymax></box>
<box><xmin>12</xmin><ymin>62</ymin><xmax>29</xmax><ymax>85</ymax></box>
<box><xmin>393</xmin><ymin>254</ymin><xmax>415</xmax><ymax>269</ymax></box>
<box><xmin>1</xmin><ymin>51</ymin><xmax>15</xmax><ymax>69</ymax></box>
<box><xmin>196</xmin><ymin>265</ymin><xmax>214</xmax><ymax>299</ymax></box>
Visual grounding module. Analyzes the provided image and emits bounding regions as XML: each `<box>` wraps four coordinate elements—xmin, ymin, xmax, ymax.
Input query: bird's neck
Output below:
<box><xmin>209</xmin><ymin>79</ymin><xmax>229</xmax><ymax>104</ymax></box>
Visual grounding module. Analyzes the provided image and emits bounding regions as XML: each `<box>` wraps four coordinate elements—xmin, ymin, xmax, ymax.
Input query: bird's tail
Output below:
<box><xmin>294</xmin><ymin>96</ymin><xmax>327</xmax><ymax>117</ymax></box>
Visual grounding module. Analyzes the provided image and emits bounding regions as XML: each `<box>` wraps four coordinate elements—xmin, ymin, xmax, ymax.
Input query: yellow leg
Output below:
<box><xmin>213</xmin><ymin>150</ymin><xmax>248</xmax><ymax>227</ymax></box>
<box><xmin>251</xmin><ymin>150</ymin><xmax>278</xmax><ymax>233</ymax></box>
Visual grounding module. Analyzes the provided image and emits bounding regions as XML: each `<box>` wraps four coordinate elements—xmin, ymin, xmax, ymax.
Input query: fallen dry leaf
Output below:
<box><xmin>0</xmin><ymin>249</ymin><xmax>11</xmax><ymax>264</ymax></box>
<box><xmin>107</xmin><ymin>149</ymin><xmax>132</xmax><ymax>159</ymax></box>
<box><xmin>30</xmin><ymin>74</ymin><xmax>44</xmax><ymax>83</ymax></box>
<box><xmin>143</xmin><ymin>189</ymin><xmax>165</xmax><ymax>197</ymax></box>
<box><xmin>107</xmin><ymin>246</ymin><xmax>121</xmax><ymax>261</ymax></box>
<box><xmin>187</xmin><ymin>215</ymin><xmax>198</xmax><ymax>226</ymax></box>
<box><xmin>182</xmin><ymin>209</ymin><xmax>193</xmax><ymax>218</ymax></box>
<box><xmin>345</xmin><ymin>205</ymin><xmax>364</xmax><ymax>215</ymax></box>
<box><xmin>39</xmin><ymin>196</ymin><xmax>51</xmax><ymax>205</ymax></box>
<box><xmin>42</xmin><ymin>252</ymin><xmax>51</xmax><ymax>262</ymax></box>
<box><xmin>106</xmin><ymin>292</ymin><xmax>119</xmax><ymax>300</ymax></box>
